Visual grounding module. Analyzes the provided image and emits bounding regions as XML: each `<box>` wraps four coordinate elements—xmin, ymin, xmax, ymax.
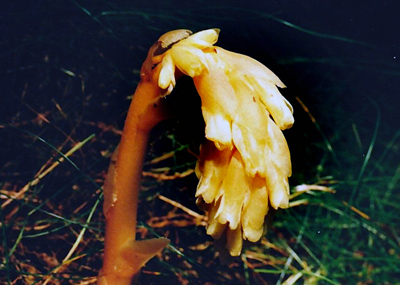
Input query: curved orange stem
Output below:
<box><xmin>98</xmin><ymin>65</ymin><xmax>171</xmax><ymax>284</ymax></box>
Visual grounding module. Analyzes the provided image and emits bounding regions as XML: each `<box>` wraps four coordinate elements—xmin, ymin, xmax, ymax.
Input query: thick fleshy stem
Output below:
<box><xmin>98</xmin><ymin>65</ymin><xmax>171</xmax><ymax>284</ymax></box>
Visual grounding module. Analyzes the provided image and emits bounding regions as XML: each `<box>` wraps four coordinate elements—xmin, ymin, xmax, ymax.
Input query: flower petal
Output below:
<box><xmin>266</xmin><ymin>117</ymin><xmax>292</xmax><ymax>179</ymax></box>
<box><xmin>242</xmin><ymin>175</ymin><xmax>269</xmax><ymax>242</ymax></box>
<box><xmin>182</xmin><ymin>28</ymin><xmax>220</xmax><ymax>49</ymax></box>
<box><xmin>252</xmin><ymin>77</ymin><xmax>294</xmax><ymax>130</ymax></box>
<box><xmin>195</xmin><ymin>140</ymin><xmax>232</xmax><ymax>203</ymax></box>
<box><xmin>170</xmin><ymin>44</ymin><xmax>208</xmax><ymax>77</ymax></box>
<box><xmin>194</xmin><ymin>55</ymin><xmax>237</xmax><ymax>149</ymax></box>
<box><xmin>266</xmin><ymin>173</ymin><xmax>289</xmax><ymax>209</ymax></box>
<box><xmin>259</xmin><ymin>116</ymin><xmax>291</xmax><ymax>209</ymax></box>
<box><xmin>203</xmin><ymin>110</ymin><xmax>232</xmax><ymax>150</ymax></box>
<box><xmin>215</xmin><ymin>47</ymin><xmax>286</xmax><ymax>88</ymax></box>
<box><xmin>214</xmin><ymin>47</ymin><xmax>294</xmax><ymax>130</ymax></box>
<box><xmin>229</xmin><ymin>71</ymin><xmax>270</xmax><ymax>176</ymax></box>
<box><xmin>158</xmin><ymin>54</ymin><xmax>176</xmax><ymax>93</ymax></box>
<box><xmin>205</xmin><ymin>198</ymin><xmax>227</xmax><ymax>240</ymax></box>
<box><xmin>214</xmin><ymin>150</ymin><xmax>248</xmax><ymax>230</ymax></box>
<box><xmin>226</xmin><ymin>224</ymin><xmax>243</xmax><ymax>256</ymax></box>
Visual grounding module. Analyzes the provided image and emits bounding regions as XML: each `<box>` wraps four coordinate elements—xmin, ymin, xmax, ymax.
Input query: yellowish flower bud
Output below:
<box><xmin>158</xmin><ymin>54</ymin><xmax>175</xmax><ymax>93</ymax></box>
<box><xmin>242</xmin><ymin>175</ymin><xmax>269</xmax><ymax>242</ymax></box>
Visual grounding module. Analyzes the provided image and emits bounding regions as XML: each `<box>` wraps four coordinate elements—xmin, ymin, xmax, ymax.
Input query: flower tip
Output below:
<box><xmin>279</xmin><ymin>118</ymin><xmax>294</xmax><ymax>130</ymax></box>
<box><xmin>212</xmin><ymin>28</ymin><xmax>221</xmax><ymax>36</ymax></box>
<box><xmin>270</xmin><ymin>187</ymin><xmax>289</xmax><ymax>210</ymax></box>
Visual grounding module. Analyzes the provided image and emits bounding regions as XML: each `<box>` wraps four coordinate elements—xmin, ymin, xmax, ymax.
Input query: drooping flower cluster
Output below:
<box><xmin>148</xmin><ymin>28</ymin><xmax>294</xmax><ymax>256</ymax></box>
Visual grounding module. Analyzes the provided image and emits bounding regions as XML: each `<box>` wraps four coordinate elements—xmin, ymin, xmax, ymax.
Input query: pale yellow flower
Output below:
<box><xmin>153</xmin><ymin>28</ymin><xmax>294</xmax><ymax>256</ymax></box>
<box><xmin>150</xmin><ymin>29</ymin><xmax>219</xmax><ymax>94</ymax></box>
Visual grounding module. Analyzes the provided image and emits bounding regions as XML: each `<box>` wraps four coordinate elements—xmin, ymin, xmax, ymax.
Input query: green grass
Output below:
<box><xmin>1</xmin><ymin>1</ymin><xmax>399</xmax><ymax>284</ymax></box>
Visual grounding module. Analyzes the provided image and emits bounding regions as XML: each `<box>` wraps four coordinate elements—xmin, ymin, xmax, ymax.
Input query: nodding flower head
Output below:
<box><xmin>140</xmin><ymin>28</ymin><xmax>220</xmax><ymax>95</ymax></box>
<box><xmin>150</xmin><ymin>28</ymin><xmax>294</xmax><ymax>256</ymax></box>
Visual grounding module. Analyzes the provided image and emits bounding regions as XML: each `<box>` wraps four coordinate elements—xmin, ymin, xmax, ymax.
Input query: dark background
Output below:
<box><xmin>1</xmin><ymin>1</ymin><xmax>399</xmax><ymax>284</ymax></box>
